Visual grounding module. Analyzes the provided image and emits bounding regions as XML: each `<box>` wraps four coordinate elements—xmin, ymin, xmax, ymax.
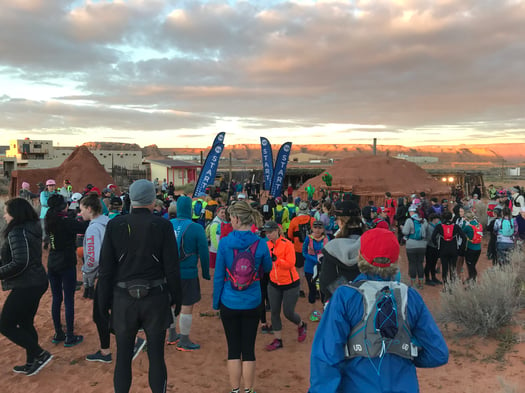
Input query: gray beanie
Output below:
<box><xmin>129</xmin><ymin>179</ymin><xmax>156</xmax><ymax>207</ymax></box>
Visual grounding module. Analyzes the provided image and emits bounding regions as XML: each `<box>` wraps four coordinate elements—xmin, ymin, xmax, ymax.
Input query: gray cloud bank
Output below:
<box><xmin>1</xmin><ymin>0</ymin><xmax>524</xmax><ymax>145</ymax></box>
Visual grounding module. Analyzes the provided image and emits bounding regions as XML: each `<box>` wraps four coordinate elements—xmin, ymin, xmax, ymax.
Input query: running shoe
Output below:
<box><xmin>51</xmin><ymin>332</ymin><xmax>65</xmax><ymax>344</ymax></box>
<box><xmin>309</xmin><ymin>311</ymin><xmax>321</xmax><ymax>322</ymax></box>
<box><xmin>265</xmin><ymin>338</ymin><xmax>283</xmax><ymax>351</ymax></box>
<box><xmin>175</xmin><ymin>341</ymin><xmax>201</xmax><ymax>352</ymax></box>
<box><xmin>260</xmin><ymin>325</ymin><xmax>273</xmax><ymax>334</ymax></box>
<box><xmin>298</xmin><ymin>322</ymin><xmax>307</xmax><ymax>342</ymax></box>
<box><xmin>13</xmin><ymin>363</ymin><xmax>31</xmax><ymax>374</ymax></box>
<box><xmin>132</xmin><ymin>337</ymin><xmax>147</xmax><ymax>360</ymax></box>
<box><xmin>26</xmin><ymin>351</ymin><xmax>53</xmax><ymax>376</ymax></box>
<box><xmin>166</xmin><ymin>328</ymin><xmax>180</xmax><ymax>345</ymax></box>
<box><xmin>64</xmin><ymin>334</ymin><xmax>83</xmax><ymax>347</ymax></box>
<box><xmin>86</xmin><ymin>350</ymin><xmax>112</xmax><ymax>363</ymax></box>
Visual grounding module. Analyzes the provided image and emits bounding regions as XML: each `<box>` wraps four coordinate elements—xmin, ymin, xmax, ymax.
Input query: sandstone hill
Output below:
<box><xmin>81</xmin><ymin>141</ymin><xmax>525</xmax><ymax>165</ymax></box>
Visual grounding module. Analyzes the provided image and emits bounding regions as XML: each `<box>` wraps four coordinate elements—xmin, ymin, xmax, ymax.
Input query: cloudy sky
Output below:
<box><xmin>1</xmin><ymin>0</ymin><xmax>524</xmax><ymax>148</ymax></box>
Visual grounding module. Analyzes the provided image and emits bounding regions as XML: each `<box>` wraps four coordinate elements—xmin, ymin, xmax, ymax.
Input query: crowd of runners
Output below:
<box><xmin>1</xmin><ymin>176</ymin><xmax>523</xmax><ymax>392</ymax></box>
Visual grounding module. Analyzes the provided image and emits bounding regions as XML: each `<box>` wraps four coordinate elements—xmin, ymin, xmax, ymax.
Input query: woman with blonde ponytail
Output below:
<box><xmin>213</xmin><ymin>201</ymin><xmax>272</xmax><ymax>393</ymax></box>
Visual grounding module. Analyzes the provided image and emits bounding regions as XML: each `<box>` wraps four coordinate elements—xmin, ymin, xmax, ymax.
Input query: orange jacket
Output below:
<box><xmin>287</xmin><ymin>215</ymin><xmax>315</xmax><ymax>253</ymax></box>
<box><xmin>267</xmin><ymin>237</ymin><xmax>299</xmax><ymax>286</ymax></box>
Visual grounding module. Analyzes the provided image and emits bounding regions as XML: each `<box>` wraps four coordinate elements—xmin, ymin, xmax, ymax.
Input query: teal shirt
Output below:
<box><xmin>463</xmin><ymin>221</ymin><xmax>482</xmax><ymax>251</ymax></box>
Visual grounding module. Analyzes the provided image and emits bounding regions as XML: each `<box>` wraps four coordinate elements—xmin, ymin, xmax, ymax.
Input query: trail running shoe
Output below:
<box><xmin>265</xmin><ymin>338</ymin><xmax>283</xmax><ymax>351</ymax></box>
<box><xmin>26</xmin><ymin>351</ymin><xmax>53</xmax><ymax>376</ymax></box>
<box><xmin>175</xmin><ymin>341</ymin><xmax>201</xmax><ymax>352</ymax></box>
<box><xmin>132</xmin><ymin>337</ymin><xmax>147</xmax><ymax>360</ymax></box>
<box><xmin>309</xmin><ymin>311</ymin><xmax>321</xmax><ymax>322</ymax></box>
<box><xmin>64</xmin><ymin>334</ymin><xmax>83</xmax><ymax>347</ymax></box>
<box><xmin>13</xmin><ymin>363</ymin><xmax>31</xmax><ymax>374</ymax></box>
<box><xmin>298</xmin><ymin>322</ymin><xmax>307</xmax><ymax>342</ymax></box>
<box><xmin>167</xmin><ymin>328</ymin><xmax>180</xmax><ymax>345</ymax></box>
<box><xmin>86</xmin><ymin>350</ymin><xmax>112</xmax><ymax>363</ymax></box>
<box><xmin>51</xmin><ymin>332</ymin><xmax>66</xmax><ymax>344</ymax></box>
<box><xmin>260</xmin><ymin>325</ymin><xmax>273</xmax><ymax>334</ymax></box>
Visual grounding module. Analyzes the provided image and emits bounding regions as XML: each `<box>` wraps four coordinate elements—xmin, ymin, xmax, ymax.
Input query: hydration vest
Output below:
<box><xmin>346</xmin><ymin>281</ymin><xmax>415</xmax><ymax>361</ymax></box>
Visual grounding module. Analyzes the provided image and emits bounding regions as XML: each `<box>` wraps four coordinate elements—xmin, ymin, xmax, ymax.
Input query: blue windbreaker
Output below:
<box><xmin>309</xmin><ymin>273</ymin><xmax>449</xmax><ymax>393</ymax></box>
<box><xmin>213</xmin><ymin>230</ymin><xmax>272</xmax><ymax>310</ymax></box>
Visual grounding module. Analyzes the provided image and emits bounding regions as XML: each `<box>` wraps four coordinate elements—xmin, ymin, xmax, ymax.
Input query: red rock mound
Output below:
<box><xmin>9</xmin><ymin>146</ymin><xmax>116</xmax><ymax>196</ymax></box>
<box><xmin>300</xmin><ymin>155</ymin><xmax>451</xmax><ymax>205</ymax></box>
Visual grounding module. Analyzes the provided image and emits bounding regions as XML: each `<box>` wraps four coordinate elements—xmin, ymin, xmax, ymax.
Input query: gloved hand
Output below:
<box><xmin>202</xmin><ymin>272</ymin><xmax>211</xmax><ymax>280</ymax></box>
<box><xmin>173</xmin><ymin>302</ymin><xmax>182</xmax><ymax>317</ymax></box>
<box><xmin>83</xmin><ymin>269</ymin><xmax>98</xmax><ymax>288</ymax></box>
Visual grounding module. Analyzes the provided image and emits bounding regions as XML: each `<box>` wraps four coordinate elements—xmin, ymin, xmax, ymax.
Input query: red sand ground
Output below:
<box><xmin>0</xmin><ymin>237</ymin><xmax>523</xmax><ymax>393</ymax></box>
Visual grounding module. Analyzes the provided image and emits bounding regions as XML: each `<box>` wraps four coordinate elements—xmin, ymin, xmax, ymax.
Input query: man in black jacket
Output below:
<box><xmin>98</xmin><ymin>179</ymin><xmax>182</xmax><ymax>393</ymax></box>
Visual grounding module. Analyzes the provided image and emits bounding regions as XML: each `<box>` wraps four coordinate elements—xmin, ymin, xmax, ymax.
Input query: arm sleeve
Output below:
<box><xmin>302</xmin><ymin>237</ymin><xmax>317</xmax><ymax>266</ymax></box>
<box><xmin>407</xmin><ymin>289</ymin><xmax>449</xmax><ymax>368</ymax></box>
<box><xmin>287</xmin><ymin>220</ymin><xmax>296</xmax><ymax>240</ymax></box>
<box><xmin>0</xmin><ymin>229</ymin><xmax>30</xmax><ymax>280</ymax></box>
<box><xmin>162</xmin><ymin>225</ymin><xmax>182</xmax><ymax>308</ymax></box>
<box><xmin>213</xmin><ymin>241</ymin><xmax>227</xmax><ymax>310</ymax></box>
<box><xmin>309</xmin><ymin>287</ymin><xmax>362</xmax><ymax>393</ymax></box>
<box><xmin>82</xmin><ymin>225</ymin><xmax>104</xmax><ymax>273</ymax></box>
<box><xmin>275</xmin><ymin>240</ymin><xmax>296</xmax><ymax>270</ymax></box>
<box><xmin>258</xmin><ymin>241</ymin><xmax>273</xmax><ymax>273</ymax></box>
<box><xmin>210</xmin><ymin>223</ymin><xmax>220</xmax><ymax>249</ymax></box>
<box><xmin>97</xmin><ymin>223</ymin><xmax>118</xmax><ymax>315</ymax></box>
<box><xmin>195</xmin><ymin>225</ymin><xmax>210</xmax><ymax>279</ymax></box>
<box><xmin>402</xmin><ymin>218</ymin><xmax>413</xmax><ymax>236</ymax></box>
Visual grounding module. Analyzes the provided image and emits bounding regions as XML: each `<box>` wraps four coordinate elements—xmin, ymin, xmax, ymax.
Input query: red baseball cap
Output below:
<box><xmin>360</xmin><ymin>228</ymin><xmax>399</xmax><ymax>267</ymax></box>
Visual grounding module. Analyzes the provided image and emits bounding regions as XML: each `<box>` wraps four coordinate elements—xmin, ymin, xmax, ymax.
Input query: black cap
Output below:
<box><xmin>312</xmin><ymin>220</ymin><xmax>324</xmax><ymax>227</ymax></box>
<box><xmin>47</xmin><ymin>194</ymin><xmax>67</xmax><ymax>210</ymax></box>
<box><xmin>262</xmin><ymin>221</ymin><xmax>279</xmax><ymax>231</ymax></box>
<box><xmin>335</xmin><ymin>200</ymin><xmax>360</xmax><ymax>217</ymax></box>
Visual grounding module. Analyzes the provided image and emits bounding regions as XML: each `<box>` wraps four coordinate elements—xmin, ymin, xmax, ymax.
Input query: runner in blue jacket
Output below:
<box><xmin>309</xmin><ymin>228</ymin><xmax>448</xmax><ymax>393</ymax></box>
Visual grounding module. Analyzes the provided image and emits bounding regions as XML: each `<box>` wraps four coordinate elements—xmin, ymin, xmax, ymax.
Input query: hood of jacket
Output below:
<box><xmin>89</xmin><ymin>214</ymin><xmax>110</xmax><ymax>228</ymax></box>
<box><xmin>176</xmin><ymin>196</ymin><xmax>193</xmax><ymax>219</ymax></box>
<box><xmin>223</xmin><ymin>229</ymin><xmax>260</xmax><ymax>249</ymax></box>
<box><xmin>323</xmin><ymin>236</ymin><xmax>361</xmax><ymax>267</ymax></box>
<box><xmin>21</xmin><ymin>220</ymin><xmax>42</xmax><ymax>241</ymax></box>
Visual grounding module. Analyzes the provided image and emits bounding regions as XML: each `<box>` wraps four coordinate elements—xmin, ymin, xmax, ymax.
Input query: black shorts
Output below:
<box><xmin>181</xmin><ymin>277</ymin><xmax>201</xmax><ymax>306</ymax></box>
<box><xmin>111</xmin><ymin>286</ymin><xmax>171</xmax><ymax>336</ymax></box>
<box><xmin>295</xmin><ymin>252</ymin><xmax>305</xmax><ymax>268</ymax></box>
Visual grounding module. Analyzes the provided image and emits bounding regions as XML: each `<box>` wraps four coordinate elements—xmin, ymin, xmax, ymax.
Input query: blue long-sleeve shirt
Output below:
<box><xmin>302</xmin><ymin>235</ymin><xmax>326</xmax><ymax>275</ymax></box>
<box><xmin>213</xmin><ymin>230</ymin><xmax>272</xmax><ymax>310</ymax></box>
<box><xmin>309</xmin><ymin>273</ymin><xmax>449</xmax><ymax>393</ymax></box>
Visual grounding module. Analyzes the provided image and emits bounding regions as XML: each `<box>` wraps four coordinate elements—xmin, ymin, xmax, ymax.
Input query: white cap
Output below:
<box><xmin>71</xmin><ymin>192</ymin><xmax>83</xmax><ymax>202</ymax></box>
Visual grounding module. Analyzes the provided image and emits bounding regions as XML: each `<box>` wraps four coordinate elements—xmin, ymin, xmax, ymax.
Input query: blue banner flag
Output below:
<box><xmin>193</xmin><ymin>142</ymin><xmax>225</xmax><ymax>198</ymax></box>
<box><xmin>260</xmin><ymin>137</ymin><xmax>274</xmax><ymax>191</ymax></box>
<box><xmin>270</xmin><ymin>142</ymin><xmax>292</xmax><ymax>197</ymax></box>
<box><xmin>213</xmin><ymin>132</ymin><xmax>225</xmax><ymax>147</ymax></box>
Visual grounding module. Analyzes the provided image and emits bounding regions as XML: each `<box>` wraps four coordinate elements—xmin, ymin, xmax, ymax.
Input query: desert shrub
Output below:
<box><xmin>475</xmin><ymin>201</ymin><xmax>488</xmax><ymax>227</ymax></box>
<box><xmin>438</xmin><ymin>263</ymin><xmax>522</xmax><ymax>337</ymax></box>
<box><xmin>175</xmin><ymin>183</ymin><xmax>197</xmax><ymax>196</ymax></box>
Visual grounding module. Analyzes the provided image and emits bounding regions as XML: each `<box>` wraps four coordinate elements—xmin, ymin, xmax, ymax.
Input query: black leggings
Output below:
<box><xmin>93</xmin><ymin>285</ymin><xmax>111</xmax><ymax>349</ymax></box>
<box><xmin>465</xmin><ymin>248</ymin><xmax>481</xmax><ymax>281</ymax></box>
<box><xmin>304</xmin><ymin>273</ymin><xmax>320</xmax><ymax>304</ymax></box>
<box><xmin>0</xmin><ymin>285</ymin><xmax>47</xmax><ymax>363</ymax></box>
<box><xmin>115</xmin><ymin>331</ymin><xmax>166</xmax><ymax>393</ymax></box>
<box><xmin>259</xmin><ymin>272</ymin><xmax>270</xmax><ymax>324</ymax></box>
<box><xmin>425</xmin><ymin>246</ymin><xmax>439</xmax><ymax>280</ymax></box>
<box><xmin>220</xmin><ymin>304</ymin><xmax>259</xmax><ymax>361</ymax></box>
<box><xmin>440</xmin><ymin>253</ymin><xmax>458</xmax><ymax>283</ymax></box>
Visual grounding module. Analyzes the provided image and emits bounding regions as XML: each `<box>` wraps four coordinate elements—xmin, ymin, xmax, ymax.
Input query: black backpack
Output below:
<box><xmin>295</xmin><ymin>222</ymin><xmax>312</xmax><ymax>243</ymax></box>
